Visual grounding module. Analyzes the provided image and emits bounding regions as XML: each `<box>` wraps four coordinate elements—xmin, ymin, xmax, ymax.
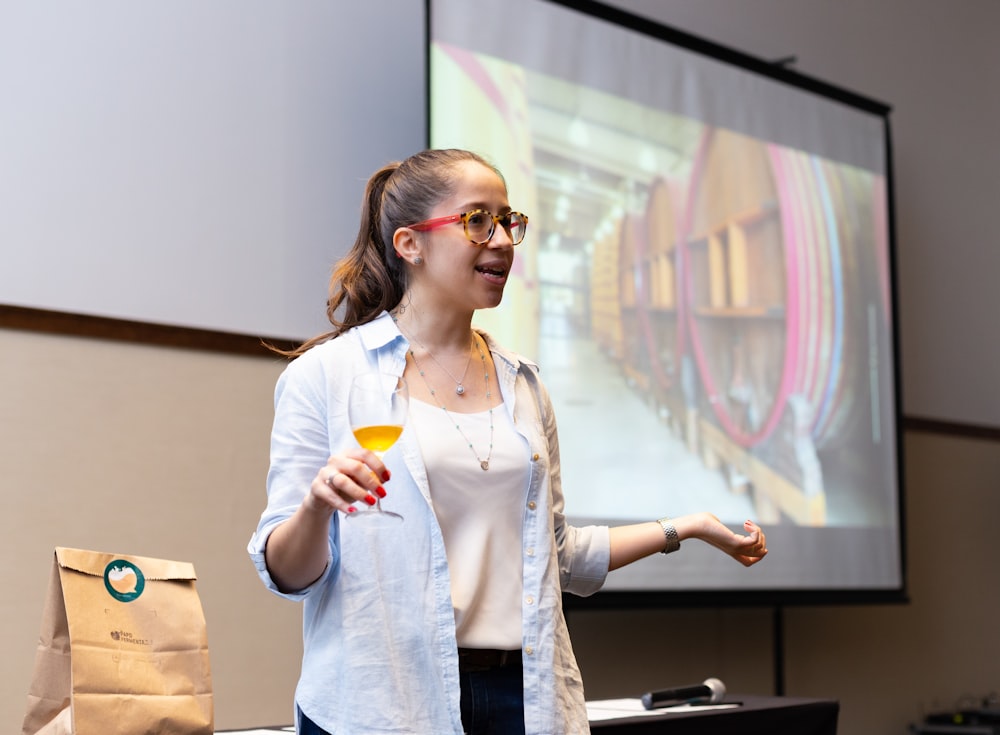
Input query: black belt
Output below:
<box><xmin>457</xmin><ymin>647</ymin><xmax>522</xmax><ymax>672</ymax></box>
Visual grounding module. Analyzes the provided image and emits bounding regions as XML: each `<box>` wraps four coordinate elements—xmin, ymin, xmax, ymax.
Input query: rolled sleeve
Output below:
<box><xmin>558</xmin><ymin>523</ymin><xmax>611</xmax><ymax>596</ymax></box>
<box><xmin>248</xmin><ymin>345</ymin><xmax>341</xmax><ymax>601</ymax></box>
<box><xmin>246</xmin><ymin>521</ymin><xmax>336</xmax><ymax>601</ymax></box>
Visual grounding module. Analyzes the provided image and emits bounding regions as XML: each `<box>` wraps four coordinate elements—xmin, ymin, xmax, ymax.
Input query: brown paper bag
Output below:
<box><xmin>22</xmin><ymin>547</ymin><xmax>214</xmax><ymax>735</ymax></box>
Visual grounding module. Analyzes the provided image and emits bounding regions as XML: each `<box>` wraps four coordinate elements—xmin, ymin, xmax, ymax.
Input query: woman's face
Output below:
<box><xmin>409</xmin><ymin>160</ymin><xmax>517</xmax><ymax>314</ymax></box>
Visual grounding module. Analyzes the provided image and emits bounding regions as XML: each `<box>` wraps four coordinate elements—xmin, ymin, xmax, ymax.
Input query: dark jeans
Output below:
<box><xmin>296</xmin><ymin>708</ymin><xmax>327</xmax><ymax>735</ymax></box>
<box><xmin>296</xmin><ymin>709</ymin><xmax>326</xmax><ymax>735</ymax></box>
<box><xmin>296</xmin><ymin>664</ymin><xmax>526</xmax><ymax>735</ymax></box>
<box><xmin>459</xmin><ymin>661</ymin><xmax>526</xmax><ymax>735</ymax></box>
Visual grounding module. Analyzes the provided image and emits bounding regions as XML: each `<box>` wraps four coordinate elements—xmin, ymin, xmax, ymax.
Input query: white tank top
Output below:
<box><xmin>409</xmin><ymin>397</ymin><xmax>529</xmax><ymax>649</ymax></box>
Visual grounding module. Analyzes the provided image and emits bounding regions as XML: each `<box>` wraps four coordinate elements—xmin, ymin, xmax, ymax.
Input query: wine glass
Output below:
<box><xmin>346</xmin><ymin>372</ymin><xmax>407</xmax><ymax>522</ymax></box>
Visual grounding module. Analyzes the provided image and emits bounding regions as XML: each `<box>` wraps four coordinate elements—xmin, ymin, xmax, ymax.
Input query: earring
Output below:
<box><xmin>413</xmin><ymin>256</ymin><xmax>423</xmax><ymax>265</ymax></box>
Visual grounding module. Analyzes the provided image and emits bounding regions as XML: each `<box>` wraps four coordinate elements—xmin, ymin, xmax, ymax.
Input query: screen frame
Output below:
<box><xmin>425</xmin><ymin>0</ymin><xmax>907</xmax><ymax>608</ymax></box>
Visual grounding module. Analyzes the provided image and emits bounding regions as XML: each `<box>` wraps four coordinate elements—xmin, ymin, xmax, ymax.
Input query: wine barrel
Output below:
<box><xmin>679</xmin><ymin>127</ymin><xmax>867</xmax><ymax>451</ymax></box>
<box><xmin>589</xmin><ymin>218</ymin><xmax>624</xmax><ymax>360</ymax></box>
<box><xmin>633</xmin><ymin>177</ymin><xmax>685</xmax><ymax>415</ymax></box>
<box><xmin>617</xmin><ymin>213</ymin><xmax>651</xmax><ymax>391</ymax></box>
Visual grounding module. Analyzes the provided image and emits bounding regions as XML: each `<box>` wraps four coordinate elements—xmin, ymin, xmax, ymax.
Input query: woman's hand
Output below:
<box><xmin>688</xmin><ymin>514</ymin><xmax>768</xmax><ymax>567</ymax></box>
<box><xmin>265</xmin><ymin>449</ymin><xmax>392</xmax><ymax>593</ymax></box>
<box><xmin>304</xmin><ymin>448</ymin><xmax>391</xmax><ymax>516</ymax></box>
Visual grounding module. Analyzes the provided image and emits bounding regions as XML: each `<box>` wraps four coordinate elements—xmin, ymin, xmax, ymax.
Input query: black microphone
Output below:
<box><xmin>641</xmin><ymin>677</ymin><xmax>727</xmax><ymax>710</ymax></box>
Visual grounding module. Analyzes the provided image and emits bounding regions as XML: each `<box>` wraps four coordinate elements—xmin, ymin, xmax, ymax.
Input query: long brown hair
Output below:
<box><xmin>273</xmin><ymin>149</ymin><xmax>503</xmax><ymax>357</ymax></box>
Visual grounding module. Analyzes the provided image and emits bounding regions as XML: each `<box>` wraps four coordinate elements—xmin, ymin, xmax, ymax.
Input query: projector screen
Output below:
<box><xmin>429</xmin><ymin>0</ymin><xmax>904</xmax><ymax>604</ymax></box>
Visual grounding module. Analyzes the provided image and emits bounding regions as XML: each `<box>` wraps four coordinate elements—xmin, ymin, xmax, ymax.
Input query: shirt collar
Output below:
<box><xmin>357</xmin><ymin>310</ymin><xmax>402</xmax><ymax>352</ymax></box>
<box><xmin>357</xmin><ymin>311</ymin><xmax>539</xmax><ymax>377</ymax></box>
<box><xmin>477</xmin><ymin>329</ymin><xmax>537</xmax><ymax>374</ymax></box>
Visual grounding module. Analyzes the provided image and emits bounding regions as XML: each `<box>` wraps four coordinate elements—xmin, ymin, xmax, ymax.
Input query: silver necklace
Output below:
<box><xmin>395</xmin><ymin>319</ymin><xmax>474</xmax><ymax>396</ymax></box>
<box><xmin>409</xmin><ymin>333</ymin><xmax>494</xmax><ymax>471</ymax></box>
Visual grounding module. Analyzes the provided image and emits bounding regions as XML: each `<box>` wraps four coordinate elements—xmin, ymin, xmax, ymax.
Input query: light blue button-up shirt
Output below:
<box><xmin>248</xmin><ymin>312</ymin><xmax>611</xmax><ymax>734</ymax></box>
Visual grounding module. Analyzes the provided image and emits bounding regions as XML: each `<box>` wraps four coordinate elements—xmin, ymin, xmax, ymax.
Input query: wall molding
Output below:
<box><xmin>0</xmin><ymin>304</ymin><xmax>298</xmax><ymax>357</ymax></box>
<box><xmin>5</xmin><ymin>304</ymin><xmax>999</xmax><ymax>441</ymax></box>
<box><xmin>901</xmin><ymin>415</ymin><xmax>1000</xmax><ymax>442</ymax></box>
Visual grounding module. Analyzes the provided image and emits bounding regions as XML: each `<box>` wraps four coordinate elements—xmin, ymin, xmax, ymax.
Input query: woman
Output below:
<box><xmin>248</xmin><ymin>148</ymin><xmax>768</xmax><ymax>734</ymax></box>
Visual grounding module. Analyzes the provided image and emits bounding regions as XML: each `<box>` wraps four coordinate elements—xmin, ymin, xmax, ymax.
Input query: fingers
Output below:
<box><xmin>739</xmin><ymin>520</ymin><xmax>768</xmax><ymax>563</ymax></box>
<box><xmin>351</xmin><ymin>446</ymin><xmax>392</xmax><ymax>484</ymax></box>
<box><xmin>743</xmin><ymin>520</ymin><xmax>766</xmax><ymax>545</ymax></box>
<box><xmin>312</xmin><ymin>454</ymin><xmax>389</xmax><ymax>514</ymax></box>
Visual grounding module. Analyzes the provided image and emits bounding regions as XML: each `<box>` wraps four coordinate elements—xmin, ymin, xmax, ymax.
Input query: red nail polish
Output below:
<box><xmin>347</xmin><ymin>507</ymin><xmax>357</xmax><ymax>514</ymax></box>
<box><xmin>381</xmin><ymin>470</ymin><xmax>391</xmax><ymax>482</ymax></box>
<box><xmin>375</xmin><ymin>486</ymin><xmax>387</xmax><ymax>498</ymax></box>
<box><xmin>364</xmin><ymin>494</ymin><xmax>377</xmax><ymax>506</ymax></box>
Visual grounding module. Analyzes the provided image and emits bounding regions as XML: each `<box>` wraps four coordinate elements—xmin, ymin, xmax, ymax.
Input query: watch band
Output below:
<box><xmin>657</xmin><ymin>517</ymin><xmax>681</xmax><ymax>554</ymax></box>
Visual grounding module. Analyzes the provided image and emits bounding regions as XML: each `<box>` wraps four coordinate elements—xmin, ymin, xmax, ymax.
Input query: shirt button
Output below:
<box><xmin>524</xmin><ymin>645</ymin><xmax>534</xmax><ymax>656</ymax></box>
<box><xmin>532</xmin><ymin>453</ymin><xmax>540</xmax><ymax>461</ymax></box>
<box><xmin>527</xmin><ymin>501</ymin><xmax>537</xmax><ymax>510</ymax></box>
<box><xmin>526</xmin><ymin>547</ymin><xmax>535</xmax><ymax>556</ymax></box>
<box><xmin>525</xmin><ymin>596</ymin><xmax>534</xmax><ymax>605</ymax></box>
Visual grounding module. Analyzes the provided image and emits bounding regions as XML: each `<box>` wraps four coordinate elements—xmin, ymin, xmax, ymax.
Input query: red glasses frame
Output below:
<box><xmin>406</xmin><ymin>209</ymin><xmax>529</xmax><ymax>245</ymax></box>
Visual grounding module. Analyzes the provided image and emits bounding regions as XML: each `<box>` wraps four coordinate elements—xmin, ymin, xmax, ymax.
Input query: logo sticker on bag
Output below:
<box><xmin>103</xmin><ymin>560</ymin><xmax>145</xmax><ymax>602</ymax></box>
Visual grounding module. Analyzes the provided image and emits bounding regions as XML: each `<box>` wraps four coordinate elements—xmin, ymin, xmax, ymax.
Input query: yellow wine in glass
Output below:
<box><xmin>347</xmin><ymin>372</ymin><xmax>407</xmax><ymax>521</ymax></box>
<box><xmin>352</xmin><ymin>424</ymin><xmax>403</xmax><ymax>454</ymax></box>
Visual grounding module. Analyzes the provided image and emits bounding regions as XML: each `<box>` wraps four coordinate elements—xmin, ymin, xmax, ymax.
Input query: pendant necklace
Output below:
<box><xmin>408</xmin><ymin>333</ymin><xmax>494</xmax><ymax>471</ymax></box>
<box><xmin>394</xmin><ymin>318</ymin><xmax>474</xmax><ymax>396</ymax></box>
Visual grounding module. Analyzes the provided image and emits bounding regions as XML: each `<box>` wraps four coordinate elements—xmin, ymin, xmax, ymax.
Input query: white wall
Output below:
<box><xmin>0</xmin><ymin>1</ymin><xmax>424</xmax><ymax>341</ymax></box>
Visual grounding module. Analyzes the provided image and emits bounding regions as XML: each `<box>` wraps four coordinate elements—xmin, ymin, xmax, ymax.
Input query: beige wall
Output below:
<box><xmin>1</xmin><ymin>328</ymin><xmax>298</xmax><ymax>731</ymax></box>
<box><xmin>2</xmin><ymin>327</ymin><xmax>998</xmax><ymax>734</ymax></box>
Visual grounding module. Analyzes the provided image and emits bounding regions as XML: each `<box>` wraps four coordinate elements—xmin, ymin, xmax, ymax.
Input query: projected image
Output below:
<box><xmin>429</xmin><ymin>0</ymin><xmax>904</xmax><ymax>598</ymax></box>
<box><xmin>432</xmin><ymin>43</ymin><xmax>894</xmax><ymax>535</ymax></box>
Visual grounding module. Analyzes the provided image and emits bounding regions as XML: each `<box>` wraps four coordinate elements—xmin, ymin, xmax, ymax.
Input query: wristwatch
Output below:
<box><xmin>657</xmin><ymin>517</ymin><xmax>681</xmax><ymax>554</ymax></box>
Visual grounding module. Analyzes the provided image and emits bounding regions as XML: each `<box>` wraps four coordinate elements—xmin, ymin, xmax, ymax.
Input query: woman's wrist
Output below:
<box><xmin>670</xmin><ymin>512</ymin><xmax>713</xmax><ymax>543</ymax></box>
<box><xmin>655</xmin><ymin>517</ymin><xmax>681</xmax><ymax>554</ymax></box>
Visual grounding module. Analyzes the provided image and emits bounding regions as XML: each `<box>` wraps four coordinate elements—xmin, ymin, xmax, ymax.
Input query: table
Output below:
<box><xmin>587</xmin><ymin>694</ymin><xmax>839</xmax><ymax>735</ymax></box>
<box><xmin>217</xmin><ymin>695</ymin><xmax>839</xmax><ymax>734</ymax></box>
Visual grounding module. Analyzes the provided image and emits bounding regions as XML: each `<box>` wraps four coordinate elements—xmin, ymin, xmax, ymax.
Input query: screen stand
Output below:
<box><xmin>773</xmin><ymin>606</ymin><xmax>786</xmax><ymax>696</ymax></box>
